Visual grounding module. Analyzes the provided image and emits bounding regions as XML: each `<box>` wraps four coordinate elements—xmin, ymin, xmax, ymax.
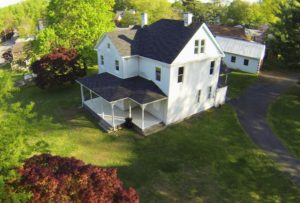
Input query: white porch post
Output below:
<box><xmin>111</xmin><ymin>103</ymin><xmax>116</xmax><ymax>130</ymax></box>
<box><xmin>129</xmin><ymin>100</ymin><xmax>132</xmax><ymax>118</ymax></box>
<box><xmin>80</xmin><ymin>85</ymin><xmax>84</xmax><ymax>107</ymax></box>
<box><xmin>141</xmin><ymin>104</ymin><xmax>145</xmax><ymax>130</ymax></box>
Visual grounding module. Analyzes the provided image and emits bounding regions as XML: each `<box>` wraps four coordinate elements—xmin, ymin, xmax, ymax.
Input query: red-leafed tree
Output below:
<box><xmin>18</xmin><ymin>154</ymin><xmax>139</xmax><ymax>202</ymax></box>
<box><xmin>30</xmin><ymin>48</ymin><xmax>86</xmax><ymax>89</ymax></box>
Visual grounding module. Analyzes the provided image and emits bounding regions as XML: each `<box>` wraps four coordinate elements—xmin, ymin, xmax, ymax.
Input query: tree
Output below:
<box><xmin>18</xmin><ymin>154</ymin><xmax>139</xmax><ymax>202</ymax></box>
<box><xmin>127</xmin><ymin>0</ymin><xmax>180</xmax><ymax>24</ymax></box>
<box><xmin>0</xmin><ymin>28</ymin><xmax>14</xmax><ymax>42</ymax></box>
<box><xmin>269</xmin><ymin>0</ymin><xmax>300</xmax><ymax>69</ymax></box>
<box><xmin>119</xmin><ymin>11</ymin><xmax>137</xmax><ymax>27</ymax></box>
<box><xmin>30</xmin><ymin>48</ymin><xmax>86</xmax><ymax>89</ymax></box>
<box><xmin>37</xmin><ymin>0</ymin><xmax>115</xmax><ymax>65</ymax></box>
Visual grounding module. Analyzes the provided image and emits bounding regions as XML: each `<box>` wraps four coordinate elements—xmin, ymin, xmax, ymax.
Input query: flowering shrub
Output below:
<box><xmin>30</xmin><ymin>48</ymin><xmax>86</xmax><ymax>88</ymax></box>
<box><xmin>18</xmin><ymin>154</ymin><xmax>139</xmax><ymax>202</ymax></box>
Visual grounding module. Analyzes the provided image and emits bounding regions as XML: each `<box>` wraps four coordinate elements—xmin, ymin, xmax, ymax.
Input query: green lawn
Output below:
<box><xmin>268</xmin><ymin>84</ymin><xmax>300</xmax><ymax>160</ymax></box>
<box><xmin>4</xmin><ymin>68</ymin><xmax>300</xmax><ymax>202</ymax></box>
<box><xmin>226</xmin><ymin>71</ymin><xmax>259</xmax><ymax>99</ymax></box>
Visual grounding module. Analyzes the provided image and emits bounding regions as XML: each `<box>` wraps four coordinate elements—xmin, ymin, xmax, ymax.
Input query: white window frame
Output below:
<box><xmin>100</xmin><ymin>55</ymin><xmax>104</xmax><ymax>65</ymax></box>
<box><xmin>207</xmin><ymin>86</ymin><xmax>212</xmax><ymax>99</ymax></box>
<box><xmin>194</xmin><ymin>40</ymin><xmax>199</xmax><ymax>54</ymax></box>
<box><xmin>244</xmin><ymin>59</ymin><xmax>249</xmax><ymax>66</ymax></box>
<box><xmin>115</xmin><ymin>60</ymin><xmax>119</xmax><ymax>71</ymax></box>
<box><xmin>231</xmin><ymin>56</ymin><xmax>236</xmax><ymax>63</ymax></box>
<box><xmin>210</xmin><ymin>61</ymin><xmax>215</xmax><ymax>75</ymax></box>
<box><xmin>197</xmin><ymin>90</ymin><xmax>201</xmax><ymax>103</ymax></box>
<box><xmin>200</xmin><ymin>39</ymin><xmax>205</xmax><ymax>53</ymax></box>
<box><xmin>155</xmin><ymin>66</ymin><xmax>161</xmax><ymax>81</ymax></box>
<box><xmin>178</xmin><ymin>67</ymin><xmax>184</xmax><ymax>83</ymax></box>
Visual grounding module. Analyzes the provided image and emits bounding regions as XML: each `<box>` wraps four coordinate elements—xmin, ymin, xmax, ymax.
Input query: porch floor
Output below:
<box><xmin>84</xmin><ymin>97</ymin><xmax>162</xmax><ymax>130</ymax></box>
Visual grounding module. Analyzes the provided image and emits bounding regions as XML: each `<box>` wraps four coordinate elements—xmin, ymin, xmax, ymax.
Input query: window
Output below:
<box><xmin>100</xmin><ymin>55</ymin><xmax>104</xmax><ymax>65</ymax></box>
<box><xmin>197</xmin><ymin>90</ymin><xmax>201</xmax><ymax>103</ymax></box>
<box><xmin>207</xmin><ymin>86</ymin><xmax>212</xmax><ymax>99</ymax></box>
<box><xmin>210</xmin><ymin>61</ymin><xmax>215</xmax><ymax>75</ymax></box>
<box><xmin>155</xmin><ymin>67</ymin><xmax>161</xmax><ymax>81</ymax></box>
<box><xmin>200</xmin><ymin>39</ymin><xmax>205</xmax><ymax>53</ymax></box>
<box><xmin>194</xmin><ymin>40</ymin><xmax>199</xmax><ymax>54</ymax></box>
<box><xmin>107</xmin><ymin>43</ymin><xmax>110</xmax><ymax>49</ymax></box>
<box><xmin>244</xmin><ymin>59</ymin><xmax>249</xmax><ymax>66</ymax></box>
<box><xmin>115</xmin><ymin>60</ymin><xmax>119</xmax><ymax>71</ymax></box>
<box><xmin>178</xmin><ymin>67</ymin><xmax>184</xmax><ymax>83</ymax></box>
<box><xmin>231</xmin><ymin>56</ymin><xmax>236</xmax><ymax>63</ymax></box>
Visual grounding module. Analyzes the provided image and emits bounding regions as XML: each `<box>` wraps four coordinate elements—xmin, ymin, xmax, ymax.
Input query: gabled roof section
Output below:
<box><xmin>216</xmin><ymin>36</ymin><xmax>266</xmax><ymax>59</ymax></box>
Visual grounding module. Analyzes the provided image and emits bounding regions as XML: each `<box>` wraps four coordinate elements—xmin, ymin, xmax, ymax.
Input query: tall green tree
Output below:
<box><xmin>269</xmin><ymin>0</ymin><xmax>300</xmax><ymax>68</ymax></box>
<box><xmin>35</xmin><ymin>0</ymin><xmax>115</xmax><ymax>65</ymax></box>
<box><xmin>127</xmin><ymin>0</ymin><xmax>180</xmax><ymax>24</ymax></box>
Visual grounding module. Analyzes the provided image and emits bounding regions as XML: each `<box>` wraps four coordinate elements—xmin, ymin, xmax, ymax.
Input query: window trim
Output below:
<box><xmin>207</xmin><ymin>86</ymin><xmax>212</xmax><ymax>99</ymax></box>
<box><xmin>155</xmin><ymin>66</ymin><xmax>161</xmax><ymax>81</ymax></box>
<box><xmin>100</xmin><ymin>55</ymin><xmax>104</xmax><ymax>65</ymax></box>
<box><xmin>200</xmin><ymin>39</ymin><xmax>205</xmax><ymax>53</ymax></box>
<box><xmin>197</xmin><ymin>90</ymin><xmax>201</xmax><ymax>103</ymax></box>
<box><xmin>177</xmin><ymin>67</ymin><xmax>184</xmax><ymax>83</ymax></box>
<box><xmin>210</xmin><ymin>61</ymin><xmax>215</xmax><ymax>75</ymax></box>
<box><xmin>231</xmin><ymin>56</ymin><xmax>236</xmax><ymax>63</ymax></box>
<box><xmin>115</xmin><ymin>60</ymin><xmax>119</xmax><ymax>71</ymax></box>
<box><xmin>194</xmin><ymin>40</ymin><xmax>199</xmax><ymax>54</ymax></box>
<box><xmin>244</xmin><ymin>59</ymin><xmax>249</xmax><ymax>66</ymax></box>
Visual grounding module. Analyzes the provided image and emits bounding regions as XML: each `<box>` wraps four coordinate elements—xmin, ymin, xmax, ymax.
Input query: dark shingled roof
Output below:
<box><xmin>106</xmin><ymin>19</ymin><xmax>202</xmax><ymax>64</ymax></box>
<box><xmin>78</xmin><ymin>73</ymin><xmax>167</xmax><ymax>104</ymax></box>
<box><xmin>208</xmin><ymin>25</ymin><xmax>247</xmax><ymax>40</ymax></box>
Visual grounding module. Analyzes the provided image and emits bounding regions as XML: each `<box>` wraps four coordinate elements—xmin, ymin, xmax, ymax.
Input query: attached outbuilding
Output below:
<box><xmin>215</xmin><ymin>36</ymin><xmax>266</xmax><ymax>73</ymax></box>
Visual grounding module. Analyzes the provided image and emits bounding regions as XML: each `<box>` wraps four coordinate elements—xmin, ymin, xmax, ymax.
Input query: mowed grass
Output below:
<box><xmin>268</xmin><ymin>84</ymin><xmax>300</xmax><ymax>159</ymax></box>
<box><xmin>227</xmin><ymin>71</ymin><xmax>259</xmax><ymax>99</ymax></box>
<box><xmin>5</xmin><ymin>68</ymin><xmax>300</xmax><ymax>202</ymax></box>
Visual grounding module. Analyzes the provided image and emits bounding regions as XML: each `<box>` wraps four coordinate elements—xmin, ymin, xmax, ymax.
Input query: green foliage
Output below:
<box><xmin>119</xmin><ymin>11</ymin><xmax>137</xmax><ymax>27</ymax></box>
<box><xmin>34</xmin><ymin>0</ymin><xmax>116</xmax><ymax>65</ymax></box>
<box><xmin>269</xmin><ymin>0</ymin><xmax>300</xmax><ymax>68</ymax></box>
<box><xmin>268</xmin><ymin>84</ymin><xmax>300</xmax><ymax>159</ymax></box>
<box><xmin>127</xmin><ymin>0</ymin><xmax>180</xmax><ymax>24</ymax></box>
<box><xmin>0</xmin><ymin>0</ymin><xmax>48</xmax><ymax>37</ymax></box>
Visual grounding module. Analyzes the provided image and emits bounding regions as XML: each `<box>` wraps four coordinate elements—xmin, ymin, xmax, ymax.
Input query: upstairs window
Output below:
<box><xmin>155</xmin><ymin>67</ymin><xmax>161</xmax><ymax>81</ymax></box>
<box><xmin>178</xmin><ymin>67</ymin><xmax>184</xmax><ymax>83</ymax></box>
<box><xmin>231</xmin><ymin>56</ymin><xmax>236</xmax><ymax>63</ymax></box>
<box><xmin>200</xmin><ymin>39</ymin><xmax>205</xmax><ymax>53</ymax></box>
<box><xmin>210</xmin><ymin>61</ymin><xmax>215</xmax><ymax>75</ymax></box>
<box><xmin>207</xmin><ymin>86</ymin><xmax>212</xmax><ymax>99</ymax></box>
<box><xmin>100</xmin><ymin>55</ymin><xmax>104</xmax><ymax>65</ymax></box>
<box><xmin>194</xmin><ymin>40</ymin><xmax>199</xmax><ymax>54</ymax></box>
<box><xmin>115</xmin><ymin>60</ymin><xmax>119</xmax><ymax>71</ymax></box>
<box><xmin>107</xmin><ymin>43</ymin><xmax>111</xmax><ymax>49</ymax></box>
<box><xmin>244</xmin><ymin>59</ymin><xmax>249</xmax><ymax>66</ymax></box>
<box><xmin>197</xmin><ymin>90</ymin><xmax>201</xmax><ymax>103</ymax></box>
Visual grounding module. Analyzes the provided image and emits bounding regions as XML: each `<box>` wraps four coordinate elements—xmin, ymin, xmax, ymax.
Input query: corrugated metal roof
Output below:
<box><xmin>216</xmin><ymin>36</ymin><xmax>265</xmax><ymax>59</ymax></box>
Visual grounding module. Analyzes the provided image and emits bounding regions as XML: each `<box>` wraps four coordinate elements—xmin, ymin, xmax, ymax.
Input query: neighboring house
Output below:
<box><xmin>115</xmin><ymin>9</ymin><xmax>136</xmax><ymax>23</ymax></box>
<box><xmin>77</xmin><ymin>13</ymin><xmax>228</xmax><ymax>134</ymax></box>
<box><xmin>209</xmin><ymin>25</ymin><xmax>266</xmax><ymax>73</ymax></box>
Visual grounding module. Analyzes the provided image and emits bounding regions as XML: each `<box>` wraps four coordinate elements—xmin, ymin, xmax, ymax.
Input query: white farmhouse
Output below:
<box><xmin>77</xmin><ymin>13</ymin><xmax>228</xmax><ymax>134</ymax></box>
<box><xmin>209</xmin><ymin>25</ymin><xmax>266</xmax><ymax>73</ymax></box>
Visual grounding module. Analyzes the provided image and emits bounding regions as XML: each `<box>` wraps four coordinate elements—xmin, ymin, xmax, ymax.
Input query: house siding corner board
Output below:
<box><xmin>97</xmin><ymin>36</ymin><xmax>124</xmax><ymax>78</ymax></box>
<box><xmin>223</xmin><ymin>53</ymin><xmax>260</xmax><ymax>73</ymax></box>
<box><xmin>123</xmin><ymin>56</ymin><xmax>139</xmax><ymax>78</ymax></box>
<box><xmin>166</xmin><ymin>58</ymin><xmax>221</xmax><ymax>124</ymax></box>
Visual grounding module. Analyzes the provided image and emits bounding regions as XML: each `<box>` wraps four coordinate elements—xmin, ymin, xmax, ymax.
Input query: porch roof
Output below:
<box><xmin>77</xmin><ymin>73</ymin><xmax>167</xmax><ymax>104</ymax></box>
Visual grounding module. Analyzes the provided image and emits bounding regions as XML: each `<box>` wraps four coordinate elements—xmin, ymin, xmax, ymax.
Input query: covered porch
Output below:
<box><xmin>77</xmin><ymin>73</ymin><xmax>167</xmax><ymax>132</ymax></box>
